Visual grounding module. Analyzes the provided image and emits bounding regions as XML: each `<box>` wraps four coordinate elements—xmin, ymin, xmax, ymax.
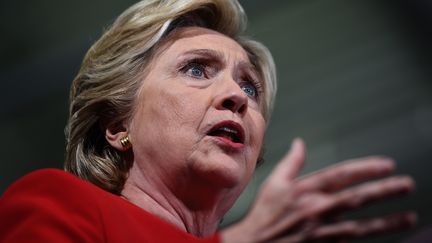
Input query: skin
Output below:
<box><xmin>222</xmin><ymin>139</ymin><xmax>416</xmax><ymax>242</ymax></box>
<box><xmin>107</xmin><ymin>27</ymin><xmax>266</xmax><ymax>236</ymax></box>
<box><xmin>106</xmin><ymin>27</ymin><xmax>416</xmax><ymax>241</ymax></box>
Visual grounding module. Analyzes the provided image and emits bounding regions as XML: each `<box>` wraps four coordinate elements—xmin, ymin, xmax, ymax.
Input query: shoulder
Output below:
<box><xmin>0</xmin><ymin>169</ymin><xmax>106</xmax><ymax>242</ymax></box>
<box><xmin>0</xmin><ymin>169</ymin><xmax>221</xmax><ymax>243</ymax></box>
<box><xmin>1</xmin><ymin>169</ymin><xmax>106</xmax><ymax>206</ymax></box>
<box><xmin>3</xmin><ymin>168</ymin><xmax>91</xmax><ymax>193</ymax></box>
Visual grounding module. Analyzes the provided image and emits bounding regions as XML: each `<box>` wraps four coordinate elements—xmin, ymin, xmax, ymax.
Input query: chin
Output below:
<box><xmin>190</xmin><ymin>153</ymin><xmax>251</xmax><ymax>189</ymax></box>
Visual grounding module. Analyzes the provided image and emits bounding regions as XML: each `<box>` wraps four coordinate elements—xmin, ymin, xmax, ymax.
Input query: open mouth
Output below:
<box><xmin>207</xmin><ymin>121</ymin><xmax>245</xmax><ymax>145</ymax></box>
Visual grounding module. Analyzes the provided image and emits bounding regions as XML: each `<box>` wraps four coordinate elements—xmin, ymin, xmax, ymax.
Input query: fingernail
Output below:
<box><xmin>402</xmin><ymin>176</ymin><xmax>416</xmax><ymax>191</ymax></box>
<box><xmin>377</xmin><ymin>157</ymin><xmax>395</xmax><ymax>173</ymax></box>
<box><xmin>291</xmin><ymin>137</ymin><xmax>303</xmax><ymax>148</ymax></box>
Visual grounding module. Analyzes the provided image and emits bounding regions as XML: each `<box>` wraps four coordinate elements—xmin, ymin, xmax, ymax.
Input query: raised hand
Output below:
<box><xmin>222</xmin><ymin>139</ymin><xmax>416</xmax><ymax>243</ymax></box>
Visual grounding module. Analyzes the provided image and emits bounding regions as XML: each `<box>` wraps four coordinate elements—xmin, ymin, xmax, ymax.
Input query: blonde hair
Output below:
<box><xmin>65</xmin><ymin>0</ymin><xmax>277</xmax><ymax>194</ymax></box>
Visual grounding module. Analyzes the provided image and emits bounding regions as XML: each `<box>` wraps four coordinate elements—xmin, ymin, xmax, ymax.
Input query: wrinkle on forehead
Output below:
<box><xmin>155</xmin><ymin>26</ymin><xmax>251</xmax><ymax>65</ymax></box>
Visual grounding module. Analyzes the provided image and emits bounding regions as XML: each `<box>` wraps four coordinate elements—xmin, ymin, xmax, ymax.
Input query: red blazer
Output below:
<box><xmin>0</xmin><ymin>169</ymin><xmax>220</xmax><ymax>243</ymax></box>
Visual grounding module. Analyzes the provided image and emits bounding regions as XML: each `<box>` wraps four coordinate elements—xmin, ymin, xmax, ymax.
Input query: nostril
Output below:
<box><xmin>222</xmin><ymin>98</ymin><xmax>247</xmax><ymax>115</ymax></box>
<box><xmin>238</xmin><ymin>104</ymin><xmax>246</xmax><ymax>114</ymax></box>
<box><xmin>222</xmin><ymin>99</ymin><xmax>235</xmax><ymax>111</ymax></box>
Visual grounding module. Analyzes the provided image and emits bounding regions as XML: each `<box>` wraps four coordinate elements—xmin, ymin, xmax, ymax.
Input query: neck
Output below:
<box><xmin>121</xmin><ymin>164</ymin><xmax>237</xmax><ymax>237</ymax></box>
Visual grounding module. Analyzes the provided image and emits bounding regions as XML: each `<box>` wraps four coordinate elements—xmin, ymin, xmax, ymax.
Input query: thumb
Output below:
<box><xmin>272</xmin><ymin>138</ymin><xmax>306</xmax><ymax>181</ymax></box>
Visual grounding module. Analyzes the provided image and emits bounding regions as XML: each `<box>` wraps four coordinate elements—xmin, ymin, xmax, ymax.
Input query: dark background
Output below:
<box><xmin>1</xmin><ymin>0</ymin><xmax>431</xmax><ymax>242</ymax></box>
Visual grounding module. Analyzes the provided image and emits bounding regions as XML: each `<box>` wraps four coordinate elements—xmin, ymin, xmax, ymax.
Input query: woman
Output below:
<box><xmin>0</xmin><ymin>0</ymin><xmax>415</xmax><ymax>242</ymax></box>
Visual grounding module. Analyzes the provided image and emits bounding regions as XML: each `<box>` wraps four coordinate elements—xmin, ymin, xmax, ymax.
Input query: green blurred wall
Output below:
<box><xmin>1</xmin><ymin>1</ymin><xmax>431</xmax><ymax>242</ymax></box>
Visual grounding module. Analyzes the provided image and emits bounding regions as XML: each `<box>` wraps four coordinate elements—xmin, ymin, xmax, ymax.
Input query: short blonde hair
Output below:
<box><xmin>65</xmin><ymin>0</ymin><xmax>277</xmax><ymax>194</ymax></box>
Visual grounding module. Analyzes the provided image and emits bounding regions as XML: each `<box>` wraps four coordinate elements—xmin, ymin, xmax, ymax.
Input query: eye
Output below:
<box><xmin>238</xmin><ymin>69</ymin><xmax>262</xmax><ymax>101</ymax></box>
<box><xmin>182</xmin><ymin>62</ymin><xmax>206</xmax><ymax>79</ymax></box>
<box><xmin>241</xmin><ymin>82</ymin><xmax>258</xmax><ymax>98</ymax></box>
<box><xmin>189</xmin><ymin>65</ymin><xmax>204</xmax><ymax>77</ymax></box>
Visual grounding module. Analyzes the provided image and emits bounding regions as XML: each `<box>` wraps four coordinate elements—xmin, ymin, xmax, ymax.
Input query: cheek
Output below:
<box><xmin>140</xmin><ymin>82</ymin><xmax>204</xmax><ymax>124</ymax></box>
<box><xmin>132</xmin><ymin>87</ymin><xmax>210</xmax><ymax>150</ymax></box>
<box><xmin>250</xmin><ymin>113</ymin><xmax>266</xmax><ymax>150</ymax></box>
<box><xmin>160</xmin><ymin>88</ymin><xmax>210</xmax><ymax>130</ymax></box>
<box><xmin>245</xmin><ymin>113</ymin><xmax>266</xmax><ymax>167</ymax></box>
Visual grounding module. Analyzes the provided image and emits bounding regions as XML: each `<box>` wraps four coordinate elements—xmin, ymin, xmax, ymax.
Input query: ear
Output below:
<box><xmin>105</xmin><ymin>122</ymin><xmax>130</xmax><ymax>152</ymax></box>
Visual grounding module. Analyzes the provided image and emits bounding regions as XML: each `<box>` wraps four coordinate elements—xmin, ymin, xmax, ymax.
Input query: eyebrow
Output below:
<box><xmin>178</xmin><ymin>49</ymin><xmax>225</xmax><ymax>61</ymax></box>
<box><xmin>237</xmin><ymin>60</ymin><xmax>258</xmax><ymax>75</ymax></box>
<box><xmin>178</xmin><ymin>48</ymin><xmax>258</xmax><ymax>74</ymax></box>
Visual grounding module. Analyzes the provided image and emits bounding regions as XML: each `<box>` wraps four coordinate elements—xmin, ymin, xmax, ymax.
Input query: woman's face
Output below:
<box><xmin>128</xmin><ymin>27</ymin><xmax>266</xmax><ymax>191</ymax></box>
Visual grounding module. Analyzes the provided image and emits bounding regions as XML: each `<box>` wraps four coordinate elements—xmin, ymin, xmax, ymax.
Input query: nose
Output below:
<box><xmin>213</xmin><ymin>82</ymin><xmax>248</xmax><ymax>117</ymax></box>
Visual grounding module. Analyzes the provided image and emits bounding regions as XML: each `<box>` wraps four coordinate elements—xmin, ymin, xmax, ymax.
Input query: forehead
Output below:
<box><xmin>159</xmin><ymin>27</ymin><xmax>250</xmax><ymax>61</ymax></box>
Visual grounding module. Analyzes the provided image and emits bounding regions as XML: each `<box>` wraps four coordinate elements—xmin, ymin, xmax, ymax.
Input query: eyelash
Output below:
<box><xmin>241</xmin><ymin>77</ymin><xmax>263</xmax><ymax>100</ymax></box>
<box><xmin>180</xmin><ymin>61</ymin><xmax>208</xmax><ymax>79</ymax></box>
<box><xmin>179</xmin><ymin>59</ymin><xmax>263</xmax><ymax>100</ymax></box>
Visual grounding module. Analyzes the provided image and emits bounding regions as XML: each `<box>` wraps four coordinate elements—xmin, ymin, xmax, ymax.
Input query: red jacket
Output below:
<box><xmin>0</xmin><ymin>169</ymin><xmax>220</xmax><ymax>243</ymax></box>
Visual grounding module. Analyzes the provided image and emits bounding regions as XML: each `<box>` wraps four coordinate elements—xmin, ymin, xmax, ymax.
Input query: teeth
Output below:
<box><xmin>220</xmin><ymin>126</ymin><xmax>238</xmax><ymax>134</ymax></box>
<box><xmin>208</xmin><ymin>125</ymin><xmax>243</xmax><ymax>144</ymax></box>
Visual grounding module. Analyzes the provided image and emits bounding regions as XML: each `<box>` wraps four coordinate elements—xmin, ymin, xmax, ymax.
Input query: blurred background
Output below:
<box><xmin>1</xmin><ymin>0</ymin><xmax>431</xmax><ymax>242</ymax></box>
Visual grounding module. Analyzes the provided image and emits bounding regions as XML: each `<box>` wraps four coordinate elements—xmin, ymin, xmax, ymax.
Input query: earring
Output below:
<box><xmin>120</xmin><ymin>136</ymin><xmax>132</xmax><ymax>150</ymax></box>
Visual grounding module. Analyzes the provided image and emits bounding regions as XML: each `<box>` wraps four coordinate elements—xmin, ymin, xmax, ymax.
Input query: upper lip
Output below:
<box><xmin>206</xmin><ymin>120</ymin><xmax>245</xmax><ymax>144</ymax></box>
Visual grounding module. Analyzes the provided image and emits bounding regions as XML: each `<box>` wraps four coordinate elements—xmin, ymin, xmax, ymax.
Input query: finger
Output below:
<box><xmin>333</xmin><ymin>176</ymin><xmax>415</xmax><ymax>211</ymax></box>
<box><xmin>289</xmin><ymin>176</ymin><xmax>414</xmax><ymax>223</ymax></box>
<box><xmin>270</xmin><ymin>138</ymin><xmax>306</xmax><ymax>181</ymax></box>
<box><xmin>308</xmin><ymin>212</ymin><xmax>417</xmax><ymax>240</ymax></box>
<box><xmin>298</xmin><ymin>156</ymin><xmax>395</xmax><ymax>192</ymax></box>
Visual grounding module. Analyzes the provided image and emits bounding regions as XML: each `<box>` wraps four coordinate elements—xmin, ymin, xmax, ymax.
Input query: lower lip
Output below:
<box><xmin>210</xmin><ymin>136</ymin><xmax>245</xmax><ymax>150</ymax></box>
